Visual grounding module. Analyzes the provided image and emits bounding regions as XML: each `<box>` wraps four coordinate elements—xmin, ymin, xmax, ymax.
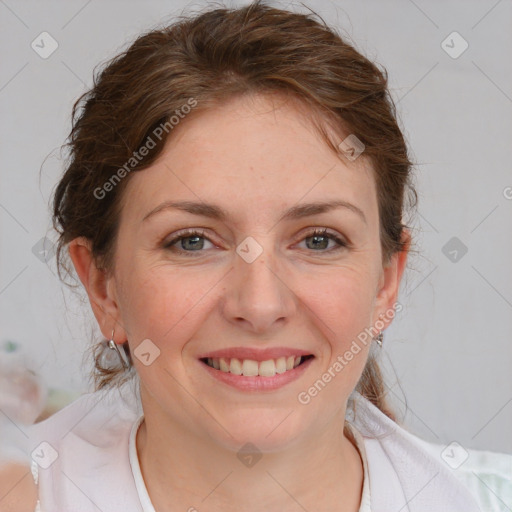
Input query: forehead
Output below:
<box><xmin>120</xmin><ymin>93</ymin><xmax>378</xmax><ymax>228</ymax></box>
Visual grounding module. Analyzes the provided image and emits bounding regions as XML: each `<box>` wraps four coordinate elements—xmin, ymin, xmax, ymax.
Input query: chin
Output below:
<box><xmin>209</xmin><ymin>409</ymin><xmax>307</xmax><ymax>453</ymax></box>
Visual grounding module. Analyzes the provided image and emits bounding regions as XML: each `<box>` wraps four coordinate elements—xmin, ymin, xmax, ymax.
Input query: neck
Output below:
<box><xmin>136</xmin><ymin>406</ymin><xmax>364</xmax><ymax>512</ymax></box>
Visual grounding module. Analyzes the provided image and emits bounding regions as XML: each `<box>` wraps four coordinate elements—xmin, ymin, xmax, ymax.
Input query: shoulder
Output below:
<box><xmin>349</xmin><ymin>393</ymin><xmax>484</xmax><ymax>511</ymax></box>
<box><xmin>21</xmin><ymin>384</ymin><xmax>142</xmax><ymax>511</ymax></box>
<box><xmin>419</xmin><ymin>439</ymin><xmax>512</xmax><ymax>512</ymax></box>
<box><xmin>0</xmin><ymin>463</ymin><xmax>38</xmax><ymax>512</ymax></box>
<box><xmin>26</xmin><ymin>383</ymin><xmax>141</xmax><ymax>445</ymax></box>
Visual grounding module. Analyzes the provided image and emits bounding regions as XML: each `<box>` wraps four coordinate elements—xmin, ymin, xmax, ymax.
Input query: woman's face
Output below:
<box><xmin>104</xmin><ymin>93</ymin><xmax>406</xmax><ymax>451</ymax></box>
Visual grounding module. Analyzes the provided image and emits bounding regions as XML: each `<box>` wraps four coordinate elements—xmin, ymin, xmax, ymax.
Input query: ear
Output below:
<box><xmin>67</xmin><ymin>236</ymin><xmax>128</xmax><ymax>344</ymax></box>
<box><xmin>372</xmin><ymin>229</ymin><xmax>411</xmax><ymax>329</ymax></box>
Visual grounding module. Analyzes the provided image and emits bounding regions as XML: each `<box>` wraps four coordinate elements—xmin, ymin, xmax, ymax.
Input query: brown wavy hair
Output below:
<box><xmin>51</xmin><ymin>0</ymin><xmax>417</xmax><ymax>421</ymax></box>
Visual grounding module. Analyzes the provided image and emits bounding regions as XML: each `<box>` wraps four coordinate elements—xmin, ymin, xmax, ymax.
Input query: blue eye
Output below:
<box><xmin>163</xmin><ymin>228</ymin><xmax>212</xmax><ymax>255</ymax></box>
<box><xmin>163</xmin><ymin>227</ymin><xmax>347</xmax><ymax>257</ymax></box>
<box><xmin>300</xmin><ymin>228</ymin><xmax>347</xmax><ymax>252</ymax></box>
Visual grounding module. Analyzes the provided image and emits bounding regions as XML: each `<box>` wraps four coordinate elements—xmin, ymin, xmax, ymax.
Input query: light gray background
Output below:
<box><xmin>1</xmin><ymin>0</ymin><xmax>511</xmax><ymax>454</ymax></box>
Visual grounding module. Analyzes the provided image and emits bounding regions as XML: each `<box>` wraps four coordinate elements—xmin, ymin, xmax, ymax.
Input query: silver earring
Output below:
<box><xmin>375</xmin><ymin>331</ymin><xmax>384</xmax><ymax>347</ymax></box>
<box><xmin>101</xmin><ymin>328</ymin><xmax>130</xmax><ymax>370</ymax></box>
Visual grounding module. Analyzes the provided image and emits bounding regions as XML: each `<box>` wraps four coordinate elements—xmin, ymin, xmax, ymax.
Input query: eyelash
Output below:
<box><xmin>162</xmin><ymin>228</ymin><xmax>348</xmax><ymax>257</ymax></box>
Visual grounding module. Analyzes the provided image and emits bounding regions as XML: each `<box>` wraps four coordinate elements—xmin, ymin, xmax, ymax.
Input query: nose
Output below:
<box><xmin>221</xmin><ymin>247</ymin><xmax>297</xmax><ymax>335</ymax></box>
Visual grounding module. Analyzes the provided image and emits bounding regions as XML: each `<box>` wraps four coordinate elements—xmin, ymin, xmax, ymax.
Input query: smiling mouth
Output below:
<box><xmin>199</xmin><ymin>355</ymin><xmax>314</xmax><ymax>377</ymax></box>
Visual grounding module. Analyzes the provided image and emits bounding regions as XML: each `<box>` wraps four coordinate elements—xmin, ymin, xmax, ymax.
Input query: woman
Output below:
<box><xmin>1</xmin><ymin>1</ymin><xmax>485</xmax><ymax>511</ymax></box>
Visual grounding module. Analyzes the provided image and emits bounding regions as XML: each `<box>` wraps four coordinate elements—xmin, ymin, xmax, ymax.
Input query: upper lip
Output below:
<box><xmin>198</xmin><ymin>347</ymin><xmax>314</xmax><ymax>362</ymax></box>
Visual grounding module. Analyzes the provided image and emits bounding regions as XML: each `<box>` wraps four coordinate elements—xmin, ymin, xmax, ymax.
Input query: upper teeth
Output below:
<box><xmin>206</xmin><ymin>356</ymin><xmax>303</xmax><ymax>377</ymax></box>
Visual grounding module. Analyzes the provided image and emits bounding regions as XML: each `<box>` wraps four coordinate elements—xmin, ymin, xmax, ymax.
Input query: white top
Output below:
<box><xmin>127</xmin><ymin>413</ymin><xmax>371</xmax><ymax>512</ymax></box>
<box><xmin>129</xmin><ymin>415</ymin><xmax>155</xmax><ymax>512</ymax></box>
<box><xmin>25</xmin><ymin>381</ymin><xmax>483</xmax><ymax>512</ymax></box>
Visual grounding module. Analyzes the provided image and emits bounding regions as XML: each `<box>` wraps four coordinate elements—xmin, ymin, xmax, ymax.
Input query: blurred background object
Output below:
<box><xmin>0</xmin><ymin>338</ymin><xmax>80</xmax><ymax>468</ymax></box>
<box><xmin>0</xmin><ymin>339</ymin><xmax>47</xmax><ymax>425</ymax></box>
<box><xmin>0</xmin><ymin>338</ymin><xmax>81</xmax><ymax>423</ymax></box>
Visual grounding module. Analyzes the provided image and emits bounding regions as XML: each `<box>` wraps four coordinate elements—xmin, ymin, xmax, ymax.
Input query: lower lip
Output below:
<box><xmin>199</xmin><ymin>357</ymin><xmax>314</xmax><ymax>391</ymax></box>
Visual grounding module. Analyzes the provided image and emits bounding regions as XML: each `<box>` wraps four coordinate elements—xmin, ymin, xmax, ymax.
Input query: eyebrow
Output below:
<box><xmin>142</xmin><ymin>199</ymin><xmax>367</xmax><ymax>225</ymax></box>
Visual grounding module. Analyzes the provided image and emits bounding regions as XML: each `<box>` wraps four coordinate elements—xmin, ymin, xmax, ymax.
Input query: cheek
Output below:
<box><xmin>302</xmin><ymin>269</ymin><xmax>376</xmax><ymax>370</ymax></box>
<box><xmin>118</xmin><ymin>263</ymin><xmax>221</xmax><ymax>364</ymax></box>
<box><xmin>304</xmin><ymin>264</ymin><xmax>377</xmax><ymax>328</ymax></box>
<box><xmin>118</xmin><ymin>271</ymin><xmax>202</xmax><ymax>392</ymax></box>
